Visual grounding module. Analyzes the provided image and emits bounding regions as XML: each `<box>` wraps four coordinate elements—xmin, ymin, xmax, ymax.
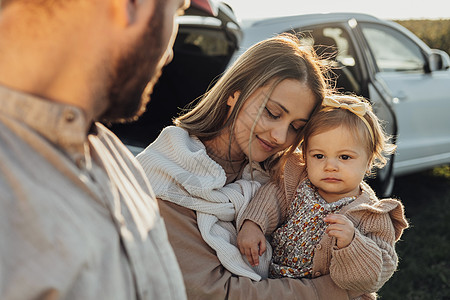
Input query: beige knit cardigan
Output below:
<box><xmin>239</xmin><ymin>154</ymin><xmax>409</xmax><ymax>299</ymax></box>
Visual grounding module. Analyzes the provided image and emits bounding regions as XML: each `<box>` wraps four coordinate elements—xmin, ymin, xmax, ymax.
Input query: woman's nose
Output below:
<box><xmin>270</xmin><ymin>124</ymin><xmax>289</xmax><ymax>145</ymax></box>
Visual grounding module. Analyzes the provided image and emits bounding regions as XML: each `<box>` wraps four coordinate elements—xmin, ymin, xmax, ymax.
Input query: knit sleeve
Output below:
<box><xmin>237</xmin><ymin>153</ymin><xmax>306</xmax><ymax>235</ymax></box>
<box><xmin>283</xmin><ymin>153</ymin><xmax>307</xmax><ymax>203</ymax></box>
<box><xmin>329</xmin><ymin>199</ymin><xmax>408</xmax><ymax>293</ymax></box>
<box><xmin>237</xmin><ymin>181</ymin><xmax>287</xmax><ymax>235</ymax></box>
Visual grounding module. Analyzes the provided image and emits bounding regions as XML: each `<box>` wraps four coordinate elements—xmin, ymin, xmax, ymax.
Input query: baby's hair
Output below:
<box><xmin>300</xmin><ymin>94</ymin><xmax>396</xmax><ymax>174</ymax></box>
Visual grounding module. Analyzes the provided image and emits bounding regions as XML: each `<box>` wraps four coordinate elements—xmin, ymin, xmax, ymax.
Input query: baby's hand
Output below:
<box><xmin>237</xmin><ymin>220</ymin><xmax>266</xmax><ymax>266</ymax></box>
<box><xmin>324</xmin><ymin>214</ymin><xmax>355</xmax><ymax>249</ymax></box>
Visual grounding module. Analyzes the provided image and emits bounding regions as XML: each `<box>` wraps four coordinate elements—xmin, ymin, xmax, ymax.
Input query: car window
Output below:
<box><xmin>296</xmin><ymin>25</ymin><xmax>362</xmax><ymax>94</ymax></box>
<box><xmin>360</xmin><ymin>23</ymin><xmax>425</xmax><ymax>73</ymax></box>
<box><xmin>177</xmin><ymin>29</ymin><xmax>231</xmax><ymax>56</ymax></box>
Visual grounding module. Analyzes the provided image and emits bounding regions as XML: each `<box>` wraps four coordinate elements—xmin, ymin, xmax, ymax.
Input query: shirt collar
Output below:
<box><xmin>0</xmin><ymin>84</ymin><xmax>92</xmax><ymax>158</ymax></box>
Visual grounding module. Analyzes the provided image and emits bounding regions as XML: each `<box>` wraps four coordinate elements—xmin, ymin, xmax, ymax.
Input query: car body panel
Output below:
<box><xmin>376</xmin><ymin>71</ymin><xmax>450</xmax><ymax>175</ymax></box>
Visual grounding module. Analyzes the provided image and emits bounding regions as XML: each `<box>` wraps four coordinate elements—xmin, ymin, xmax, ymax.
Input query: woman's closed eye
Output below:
<box><xmin>289</xmin><ymin>124</ymin><xmax>302</xmax><ymax>132</ymax></box>
<box><xmin>290</xmin><ymin>120</ymin><xmax>305</xmax><ymax>132</ymax></box>
<box><xmin>264</xmin><ymin>107</ymin><xmax>280</xmax><ymax>119</ymax></box>
<box><xmin>264</xmin><ymin>105</ymin><xmax>305</xmax><ymax>132</ymax></box>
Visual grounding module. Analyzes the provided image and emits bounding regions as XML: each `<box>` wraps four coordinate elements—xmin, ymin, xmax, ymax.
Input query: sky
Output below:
<box><xmin>222</xmin><ymin>0</ymin><xmax>450</xmax><ymax>21</ymax></box>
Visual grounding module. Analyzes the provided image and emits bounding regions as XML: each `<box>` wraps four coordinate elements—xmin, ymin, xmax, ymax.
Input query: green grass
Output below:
<box><xmin>378</xmin><ymin>165</ymin><xmax>450</xmax><ymax>300</ymax></box>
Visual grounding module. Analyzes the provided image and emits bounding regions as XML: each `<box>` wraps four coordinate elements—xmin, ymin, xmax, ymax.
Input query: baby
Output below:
<box><xmin>237</xmin><ymin>94</ymin><xmax>409</xmax><ymax>299</ymax></box>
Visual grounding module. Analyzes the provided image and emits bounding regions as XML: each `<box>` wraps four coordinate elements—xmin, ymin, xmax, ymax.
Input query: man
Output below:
<box><xmin>0</xmin><ymin>0</ymin><xmax>189</xmax><ymax>299</ymax></box>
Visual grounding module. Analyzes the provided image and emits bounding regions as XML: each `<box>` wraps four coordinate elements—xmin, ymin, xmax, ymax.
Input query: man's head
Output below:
<box><xmin>102</xmin><ymin>0</ymin><xmax>190</xmax><ymax>123</ymax></box>
<box><xmin>0</xmin><ymin>0</ymin><xmax>190</xmax><ymax>123</ymax></box>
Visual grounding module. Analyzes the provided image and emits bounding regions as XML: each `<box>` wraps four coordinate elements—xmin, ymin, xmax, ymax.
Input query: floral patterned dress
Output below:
<box><xmin>270</xmin><ymin>179</ymin><xmax>356</xmax><ymax>279</ymax></box>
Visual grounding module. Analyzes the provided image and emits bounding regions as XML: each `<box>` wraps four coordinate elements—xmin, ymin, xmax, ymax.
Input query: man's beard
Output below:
<box><xmin>101</xmin><ymin>3</ymin><xmax>166</xmax><ymax>123</ymax></box>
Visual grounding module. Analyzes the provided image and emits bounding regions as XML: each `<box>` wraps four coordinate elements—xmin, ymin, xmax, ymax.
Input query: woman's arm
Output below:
<box><xmin>159</xmin><ymin>199</ymin><xmax>351</xmax><ymax>300</ymax></box>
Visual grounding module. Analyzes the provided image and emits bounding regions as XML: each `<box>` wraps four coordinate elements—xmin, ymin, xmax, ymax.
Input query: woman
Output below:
<box><xmin>137</xmin><ymin>34</ymin><xmax>354</xmax><ymax>299</ymax></box>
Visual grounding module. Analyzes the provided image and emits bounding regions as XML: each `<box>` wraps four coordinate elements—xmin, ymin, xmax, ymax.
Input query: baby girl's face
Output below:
<box><xmin>305</xmin><ymin>125</ymin><xmax>371</xmax><ymax>203</ymax></box>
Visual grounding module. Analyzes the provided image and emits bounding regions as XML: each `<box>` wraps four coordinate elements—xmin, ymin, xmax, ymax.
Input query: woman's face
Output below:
<box><xmin>229</xmin><ymin>79</ymin><xmax>317</xmax><ymax>162</ymax></box>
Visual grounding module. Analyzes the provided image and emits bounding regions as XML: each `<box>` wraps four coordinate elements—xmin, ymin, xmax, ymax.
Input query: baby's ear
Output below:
<box><xmin>366</xmin><ymin>158</ymin><xmax>373</xmax><ymax>175</ymax></box>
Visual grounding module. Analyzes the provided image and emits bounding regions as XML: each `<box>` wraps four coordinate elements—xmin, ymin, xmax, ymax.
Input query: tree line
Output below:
<box><xmin>395</xmin><ymin>19</ymin><xmax>450</xmax><ymax>54</ymax></box>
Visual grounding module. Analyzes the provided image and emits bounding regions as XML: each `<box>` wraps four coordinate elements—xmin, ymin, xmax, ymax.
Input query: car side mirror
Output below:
<box><xmin>429</xmin><ymin>49</ymin><xmax>450</xmax><ymax>71</ymax></box>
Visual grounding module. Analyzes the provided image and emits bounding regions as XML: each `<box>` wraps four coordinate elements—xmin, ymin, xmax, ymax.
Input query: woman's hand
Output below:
<box><xmin>237</xmin><ymin>220</ymin><xmax>266</xmax><ymax>266</ymax></box>
<box><xmin>324</xmin><ymin>214</ymin><xmax>355</xmax><ymax>249</ymax></box>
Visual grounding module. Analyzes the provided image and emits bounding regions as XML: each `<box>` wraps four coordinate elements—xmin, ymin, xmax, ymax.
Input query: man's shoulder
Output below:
<box><xmin>0</xmin><ymin>117</ymin><xmax>38</xmax><ymax>170</ymax></box>
<box><xmin>94</xmin><ymin>122</ymin><xmax>140</xmax><ymax>161</ymax></box>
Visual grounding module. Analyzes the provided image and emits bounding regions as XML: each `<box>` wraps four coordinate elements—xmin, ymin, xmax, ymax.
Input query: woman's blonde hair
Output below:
<box><xmin>175</xmin><ymin>33</ymin><xmax>328</xmax><ymax>177</ymax></box>
<box><xmin>300</xmin><ymin>94</ymin><xmax>396</xmax><ymax>174</ymax></box>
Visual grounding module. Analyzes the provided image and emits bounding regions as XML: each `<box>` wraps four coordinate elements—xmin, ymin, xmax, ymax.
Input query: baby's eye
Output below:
<box><xmin>314</xmin><ymin>154</ymin><xmax>324</xmax><ymax>159</ymax></box>
<box><xmin>340</xmin><ymin>155</ymin><xmax>351</xmax><ymax>160</ymax></box>
<box><xmin>264</xmin><ymin>107</ymin><xmax>280</xmax><ymax>119</ymax></box>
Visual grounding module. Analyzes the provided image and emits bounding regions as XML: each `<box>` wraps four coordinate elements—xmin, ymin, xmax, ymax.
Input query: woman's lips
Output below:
<box><xmin>257</xmin><ymin>136</ymin><xmax>275</xmax><ymax>152</ymax></box>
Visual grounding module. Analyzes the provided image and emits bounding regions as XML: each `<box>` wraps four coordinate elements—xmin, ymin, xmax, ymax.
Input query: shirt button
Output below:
<box><xmin>315</xmin><ymin>271</ymin><xmax>321</xmax><ymax>277</ymax></box>
<box><xmin>64</xmin><ymin>108</ymin><xmax>77</xmax><ymax>122</ymax></box>
<box><xmin>75</xmin><ymin>156</ymin><xmax>85</xmax><ymax>169</ymax></box>
<box><xmin>316</xmin><ymin>244</ymin><xmax>322</xmax><ymax>250</ymax></box>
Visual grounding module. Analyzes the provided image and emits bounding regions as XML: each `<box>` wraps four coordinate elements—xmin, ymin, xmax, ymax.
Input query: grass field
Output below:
<box><xmin>378</xmin><ymin>165</ymin><xmax>450</xmax><ymax>299</ymax></box>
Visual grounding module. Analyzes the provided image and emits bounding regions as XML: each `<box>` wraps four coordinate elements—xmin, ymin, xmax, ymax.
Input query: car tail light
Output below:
<box><xmin>190</xmin><ymin>0</ymin><xmax>218</xmax><ymax>16</ymax></box>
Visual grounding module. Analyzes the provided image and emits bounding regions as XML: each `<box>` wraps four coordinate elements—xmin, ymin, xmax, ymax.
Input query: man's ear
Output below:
<box><xmin>227</xmin><ymin>91</ymin><xmax>241</xmax><ymax>107</ymax></box>
<box><xmin>110</xmin><ymin>0</ymin><xmax>140</xmax><ymax>27</ymax></box>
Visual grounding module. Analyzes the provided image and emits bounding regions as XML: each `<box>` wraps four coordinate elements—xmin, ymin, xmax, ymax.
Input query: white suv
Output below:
<box><xmin>112</xmin><ymin>5</ymin><xmax>450</xmax><ymax>197</ymax></box>
<box><xmin>233</xmin><ymin>12</ymin><xmax>450</xmax><ymax>196</ymax></box>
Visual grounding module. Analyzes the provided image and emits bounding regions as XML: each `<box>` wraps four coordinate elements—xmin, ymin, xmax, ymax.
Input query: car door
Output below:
<box><xmin>295</xmin><ymin>22</ymin><xmax>397</xmax><ymax>196</ymax></box>
<box><xmin>359</xmin><ymin>22</ymin><xmax>450</xmax><ymax>176</ymax></box>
